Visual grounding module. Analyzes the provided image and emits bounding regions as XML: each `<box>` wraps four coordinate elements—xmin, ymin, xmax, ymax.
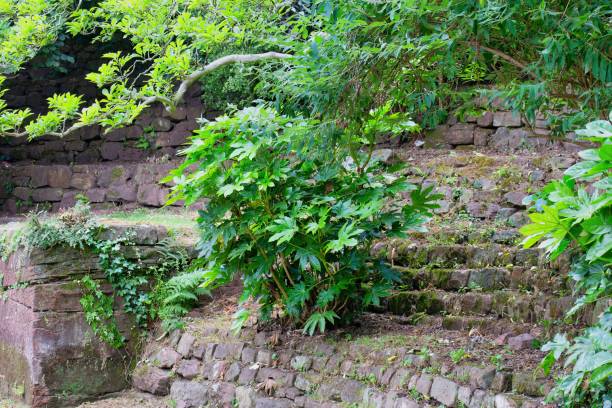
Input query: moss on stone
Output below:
<box><xmin>110</xmin><ymin>166</ymin><xmax>124</xmax><ymax>180</ymax></box>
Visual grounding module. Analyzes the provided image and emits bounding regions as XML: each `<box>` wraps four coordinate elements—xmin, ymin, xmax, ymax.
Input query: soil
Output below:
<box><xmin>75</xmin><ymin>391</ymin><xmax>169</xmax><ymax>408</ymax></box>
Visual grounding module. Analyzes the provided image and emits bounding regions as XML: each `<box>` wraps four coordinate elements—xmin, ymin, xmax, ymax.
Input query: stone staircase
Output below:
<box><xmin>126</xmin><ymin>144</ymin><xmax>602</xmax><ymax>408</ymax></box>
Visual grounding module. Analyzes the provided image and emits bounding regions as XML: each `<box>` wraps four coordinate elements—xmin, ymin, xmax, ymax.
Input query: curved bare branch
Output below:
<box><xmin>1</xmin><ymin>51</ymin><xmax>292</xmax><ymax>139</ymax></box>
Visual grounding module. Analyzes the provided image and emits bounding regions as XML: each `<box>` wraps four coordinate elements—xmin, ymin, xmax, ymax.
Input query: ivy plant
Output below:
<box><xmin>166</xmin><ymin>106</ymin><xmax>440</xmax><ymax>334</ymax></box>
<box><xmin>0</xmin><ymin>202</ymin><xmax>196</xmax><ymax>348</ymax></box>
<box><xmin>521</xmin><ymin>114</ymin><xmax>611</xmax><ymax>407</ymax></box>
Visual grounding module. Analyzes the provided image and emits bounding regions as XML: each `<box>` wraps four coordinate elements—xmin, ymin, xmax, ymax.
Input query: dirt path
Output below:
<box><xmin>76</xmin><ymin>391</ymin><xmax>169</xmax><ymax>408</ymax></box>
<box><xmin>1</xmin><ymin>391</ymin><xmax>169</xmax><ymax>408</ymax></box>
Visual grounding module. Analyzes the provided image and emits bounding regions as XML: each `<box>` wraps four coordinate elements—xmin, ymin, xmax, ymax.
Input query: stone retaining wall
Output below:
<box><xmin>0</xmin><ymin>98</ymin><xmax>205</xmax><ymax>165</ymax></box>
<box><xmin>0</xmin><ymin>224</ymin><xmax>177</xmax><ymax>407</ymax></box>
<box><xmin>0</xmin><ymin>160</ymin><xmax>186</xmax><ymax>214</ymax></box>
<box><xmin>132</xmin><ymin>325</ymin><xmax>550</xmax><ymax>408</ymax></box>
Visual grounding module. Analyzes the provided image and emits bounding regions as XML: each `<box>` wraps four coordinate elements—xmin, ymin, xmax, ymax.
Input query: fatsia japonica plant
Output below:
<box><xmin>166</xmin><ymin>106</ymin><xmax>440</xmax><ymax>334</ymax></box>
<box><xmin>521</xmin><ymin>114</ymin><xmax>611</xmax><ymax>407</ymax></box>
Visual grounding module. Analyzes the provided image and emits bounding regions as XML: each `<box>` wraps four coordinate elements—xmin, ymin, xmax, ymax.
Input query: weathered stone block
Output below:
<box><xmin>70</xmin><ymin>173</ymin><xmax>96</xmax><ymax>190</ymax></box>
<box><xmin>154</xmin><ymin>347</ymin><xmax>181</xmax><ymax>369</ymax></box>
<box><xmin>12</xmin><ymin>186</ymin><xmax>31</xmax><ymax>201</ymax></box>
<box><xmin>170</xmin><ymin>380</ymin><xmax>208</xmax><ymax>408</ymax></box>
<box><xmin>477</xmin><ymin>111</ymin><xmax>494</xmax><ymax>127</ymax></box>
<box><xmin>415</xmin><ymin>374</ymin><xmax>433</xmax><ymax>396</ymax></box>
<box><xmin>100</xmin><ymin>142</ymin><xmax>123</xmax><ymax>160</ymax></box>
<box><xmin>291</xmin><ymin>355</ymin><xmax>313</xmax><ymax>371</ymax></box>
<box><xmin>340</xmin><ymin>379</ymin><xmax>365</xmax><ymax>404</ymax></box>
<box><xmin>137</xmin><ymin>183</ymin><xmax>169</xmax><ymax>207</ymax></box>
<box><xmin>134</xmin><ymin>366</ymin><xmax>173</xmax><ymax>396</ymax></box>
<box><xmin>493</xmin><ymin>112</ymin><xmax>522</xmax><ymax>127</ymax></box>
<box><xmin>176</xmin><ymin>359</ymin><xmax>201</xmax><ymax>380</ymax></box>
<box><xmin>430</xmin><ymin>377</ymin><xmax>458</xmax><ymax>406</ymax></box>
<box><xmin>86</xmin><ymin>188</ymin><xmax>106</xmax><ymax>203</ymax></box>
<box><xmin>507</xmin><ymin>333</ymin><xmax>535</xmax><ymax>350</ymax></box>
<box><xmin>106</xmin><ymin>184</ymin><xmax>137</xmax><ymax>202</ymax></box>
<box><xmin>474</xmin><ymin>128</ymin><xmax>492</xmax><ymax>146</ymax></box>
<box><xmin>445</xmin><ymin>123</ymin><xmax>475</xmax><ymax>145</ymax></box>
<box><xmin>151</xmin><ymin>117</ymin><xmax>174</xmax><ymax>132</ymax></box>
<box><xmin>31</xmin><ymin>188</ymin><xmax>63</xmax><ymax>202</ymax></box>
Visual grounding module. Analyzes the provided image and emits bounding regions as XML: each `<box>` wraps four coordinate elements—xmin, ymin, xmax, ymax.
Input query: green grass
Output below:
<box><xmin>98</xmin><ymin>208</ymin><xmax>197</xmax><ymax>229</ymax></box>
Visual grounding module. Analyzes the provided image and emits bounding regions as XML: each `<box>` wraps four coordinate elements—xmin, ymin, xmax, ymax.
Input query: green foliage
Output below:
<box><xmin>79</xmin><ymin>275</ymin><xmax>125</xmax><ymax>349</ymax></box>
<box><xmin>0</xmin><ymin>0</ymin><xmax>608</xmax><ymax>140</ymax></box>
<box><xmin>449</xmin><ymin>348</ymin><xmax>468</xmax><ymax>364</ymax></box>
<box><xmin>2</xmin><ymin>203</ymin><xmax>192</xmax><ymax>347</ymax></box>
<box><xmin>166</xmin><ymin>106</ymin><xmax>440</xmax><ymax>334</ymax></box>
<box><xmin>271</xmin><ymin>0</ymin><xmax>610</xmax><ymax>136</ymax></box>
<box><xmin>150</xmin><ymin>240</ymin><xmax>210</xmax><ymax>333</ymax></box>
<box><xmin>521</xmin><ymin>115</ymin><xmax>611</xmax><ymax>407</ymax></box>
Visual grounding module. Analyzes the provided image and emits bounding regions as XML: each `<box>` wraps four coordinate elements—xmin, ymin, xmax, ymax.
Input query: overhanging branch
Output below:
<box><xmin>466</xmin><ymin>41</ymin><xmax>536</xmax><ymax>79</ymax></box>
<box><xmin>171</xmin><ymin>51</ymin><xmax>293</xmax><ymax>107</ymax></box>
<box><xmin>1</xmin><ymin>51</ymin><xmax>292</xmax><ymax>139</ymax></box>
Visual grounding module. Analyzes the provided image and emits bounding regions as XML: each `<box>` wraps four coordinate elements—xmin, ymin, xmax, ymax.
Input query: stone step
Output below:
<box><xmin>375</xmin><ymin>240</ymin><xmax>570</xmax><ymax>273</ymax></box>
<box><xmin>393</xmin><ymin>265</ymin><xmax>567</xmax><ymax>293</ymax></box>
<box><xmin>135</xmin><ymin>321</ymin><xmax>553</xmax><ymax>408</ymax></box>
<box><xmin>410</xmin><ymin>226</ymin><xmax>521</xmax><ymax>246</ymax></box>
<box><xmin>385</xmin><ymin>289</ymin><xmax>600</xmax><ymax>326</ymax></box>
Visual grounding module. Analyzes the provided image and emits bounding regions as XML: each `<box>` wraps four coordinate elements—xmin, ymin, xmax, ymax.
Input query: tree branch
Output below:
<box><xmin>171</xmin><ymin>51</ymin><xmax>292</xmax><ymax>108</ymax></box>
<box><xmin>0</xmin><ymin>51</ymin><xmax>292</xmax><ymax>139</ymax></box>
<box><xmin>466</xmin><ymin>41</ymin><xmax>537</xmax><ymax>79</ymax></box>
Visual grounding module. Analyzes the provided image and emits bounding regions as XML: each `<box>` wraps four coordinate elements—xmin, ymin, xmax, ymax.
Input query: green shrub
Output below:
<box><xmin>167</xmin><ymin>106</ymin><xmax>440</xmax><ymax>334</ymax></box>
<box><xmin>521</xmin><ymin>115</ymin><xmax>611</xmax><ymax>407</ymax></box>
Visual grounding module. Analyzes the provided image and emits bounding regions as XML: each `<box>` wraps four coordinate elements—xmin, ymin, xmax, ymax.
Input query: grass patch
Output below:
<box><xmin>98</xmin><ymin>208</ymin><xmax>197</xmax><ymax>229</ymax></box>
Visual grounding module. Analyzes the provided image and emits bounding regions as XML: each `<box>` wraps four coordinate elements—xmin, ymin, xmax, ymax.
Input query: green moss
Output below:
<box><xmin>429</xmin><ymin>268</ymin><xmax>451</xmax><ymax>288</ymax></box>
<box><xmin>0</xmin><ymin>342</ymin><xmax>30</xmax><ymax>401</ymax></box>
<box><xmin>110</xmin><ymin>166</ymin><xmax>124</xmax><ymax>180</ymax></box>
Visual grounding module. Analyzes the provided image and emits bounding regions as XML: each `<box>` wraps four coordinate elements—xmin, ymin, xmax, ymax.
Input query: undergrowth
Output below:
<box><xmin>0</xmin><ymin>201</ymin><xmax>202</xmax><ymax>348</ymax></box>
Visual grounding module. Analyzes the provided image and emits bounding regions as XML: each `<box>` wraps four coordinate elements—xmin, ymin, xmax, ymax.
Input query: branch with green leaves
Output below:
<box><xmin>0</xmin><ymin>0</ymin><xmax>295</xmax><ymax>139</ymax></box>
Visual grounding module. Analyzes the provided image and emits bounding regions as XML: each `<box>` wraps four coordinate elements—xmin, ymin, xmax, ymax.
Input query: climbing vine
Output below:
<box><xmin>0</xmin><ymin>201</ymin><xmax>196</xmax><ymax>348</ymax></box>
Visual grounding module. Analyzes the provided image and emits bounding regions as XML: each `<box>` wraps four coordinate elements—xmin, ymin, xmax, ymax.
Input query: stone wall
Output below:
<box><xmin>0</xmin><ymin>37</ymin><xmax>209</xmax><ymax>214</ymax></box>
<box><xmin>0</xmin><ymin>160</ymin><xmax>185</xmax><ymax>214</ymax></box>
<box><xmin>131</xmin><ymin>324</ymin><xmax>550</xmax><ymax>408</ymax></box>
<box><xmin>0</xmin><ymin>100</ymin><xmax>204</xmax><ymax>165</ymax></box>
<box><xmin>432</xmin><ymin>110</ymin><xmax>559</xmax><ymax>151</ymax></box>
<box><xmin>0</xmin><ymin>223</ymin><xmax>186</xmax><ymax>407</ymax></box>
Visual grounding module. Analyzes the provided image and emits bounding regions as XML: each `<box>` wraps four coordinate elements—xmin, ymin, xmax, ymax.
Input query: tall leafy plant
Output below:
<box><xmin>166</xmin><ymin>106</ymin><xmax>440</xmax><ymax>334</ymax></box>
<box><xmin>521</xmin><ymin>115</ymin><xmax>611</xmax><ymax>407</ymax></box>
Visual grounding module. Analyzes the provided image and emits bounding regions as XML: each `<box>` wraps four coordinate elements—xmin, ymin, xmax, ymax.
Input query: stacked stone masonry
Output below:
<box><xmin>0</xmin><ymin>101</ymin><xmax>204</xmax><ymax>165</ymax></box>
<box><xmin>133</xmin><ymin>326</ymin><xmax>551</xmax><ymax>408</ymax></box>
<box><xmin>0</xmin><ymin>160</ymin><xmax>187</xmax><ymax>214</ymax></box>
<box><xmin>0</xmin><ymin>99</ymin><xmax>569</xmax><ymax>215</ymax></box>
<box><xmin>0</xmin><ymin>224</ymin><xmax>188</xmax><ymax>407</ymax></box>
